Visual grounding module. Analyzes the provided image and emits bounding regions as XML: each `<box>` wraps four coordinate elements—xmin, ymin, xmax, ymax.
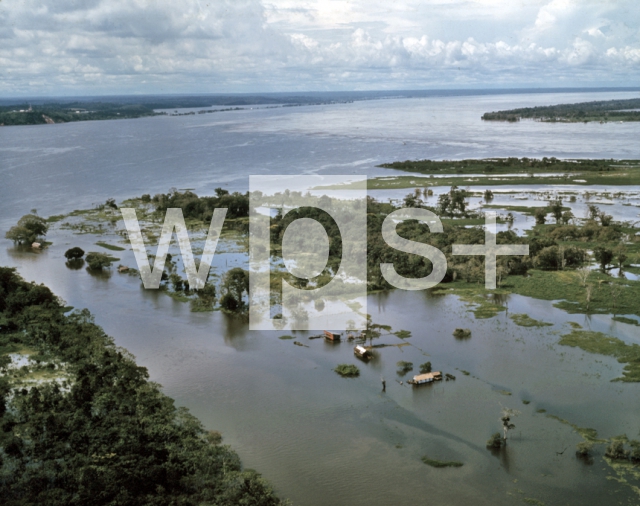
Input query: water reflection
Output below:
<box><xmin>65</xmin><ymin>259</ymin><xmax>85</xmax><ymax>270</ymax></box>
<box><xmin>489</xmin><ymin>445</ymin><xmax>513</xmax><ymax>473</ymax></box>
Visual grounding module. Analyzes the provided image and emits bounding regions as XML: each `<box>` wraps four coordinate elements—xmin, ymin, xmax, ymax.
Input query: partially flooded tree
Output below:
<box><xmin>500</xmin><ymin>407</ymin><xmax>520</xmax><ymax>442</ymax></box>
<box><xmin>549</xmin><ymin>199</ymin><xmax>564</xmax><ymax>224</ymax></box>
<box><xmin>5</xmin><ymin>214</ymin><xmax>49</xmax><ymax>245</ymax></box>
<box><xmin>534</xmin><ymin>208</ymin><xmax>547</xmax><ymax>225</ymax></box>
<box><xmin>577</xmin><ymin>266</ymin><xmax>590</xmax><ymax>287</ymax></box>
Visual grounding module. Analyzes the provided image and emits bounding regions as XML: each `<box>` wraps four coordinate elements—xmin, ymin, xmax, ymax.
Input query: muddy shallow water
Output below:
<box><xmin>4</xmin><ymin>233</ymin><xmax>640</xmax><ymax>505</ymax></box>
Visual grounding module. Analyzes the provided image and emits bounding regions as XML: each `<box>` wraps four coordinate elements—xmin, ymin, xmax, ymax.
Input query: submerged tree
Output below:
<box><xmin>500</xmin><ymin>407</ymin><xmax>520</xmax><ymax>442</ymax></box>
<box><xmin>220</xmin><ymin>267</ymin><xmax>249</xmax><ymax>313</ymax></box>
<box><xmin>85</xmin><ymin>252</ymin><xmax>113</xmax><ymax>271</ymax></box>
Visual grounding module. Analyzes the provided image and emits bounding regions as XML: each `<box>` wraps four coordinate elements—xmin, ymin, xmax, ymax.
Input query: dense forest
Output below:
<box><xmin>481</xmin><ymin>98</ymin><xmax>640</xmax><ymax>122</ymax></box>
<box><xmin>0</xmin><ymin>267</ymin><xmax>284</xmax><ymax>505</ymax></box>
<box><xmin>379</xmin><ymin>157</ymin><xmax>625</xmax><ymax>175</ymax></box>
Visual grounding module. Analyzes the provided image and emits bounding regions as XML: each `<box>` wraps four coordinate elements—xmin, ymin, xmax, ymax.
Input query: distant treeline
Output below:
<box><xmin>379</xmin><ymin>157</ymin><xmax>625</xmax><ymax>175</ymax></box>
<box><xmin>482</xmin><ymin>98</ymin><xmax>640</xmax><ymax>123</ymax></box>
<box><xmin>0</xmin><ymin>93</ymin><xmax>359</xmax><ymax>126</ymax></box>
<box><xmin>0</xmin><ymin>267</ymin><xmax>284</xmax><ymax>505</ymax></box>
<box><xmin>0</xmin><ymin>103</ymin><xmax>159</xmax><ymax>126</ymax></box>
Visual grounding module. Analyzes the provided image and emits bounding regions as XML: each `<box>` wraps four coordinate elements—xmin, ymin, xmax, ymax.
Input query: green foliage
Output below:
<box><xmin>152</xmin><ymin>189</ymin><xmax>249</xmax><ymax>221</ymax></box>
<box><xmin>576</xmin><ymin>441</ymin><xmax>594</xmax><ymax>457</ymax></box>
<box><xmin>486</xmin><ymin>433</ymin><xmax>503</xmax><ymax>448</ymax></box>
<box><xmin>606</xmin><ymin>440</ymin><xmax>630</xmax><ymax>460</ymax></box>
<box><xmin>220</xmin><ymin>268</ymin><xmax>249</xmax><ymax>314</ymax></box>
<box><xmin>191</xmin><ymin>283</ymin><xmax>217</xmax><ymax>312</ymax></box>
<box><xmin>421</xmin><ymin>456</ymin><xmax>463</xmax><ymax>468</ymax></box>
<box><xmin>396</xmin><ymin>361</ymin><xmax>413</xmax><ymax>374</ymax></box>
<box><xmin>509</xmin><ymin>314</ymin><xmax>553</xmax><ymax>328</ymax></box>
<box><xmin>64</xmin><ymin>247</ymin><xmax>85</xmax><ymax>260</ymax></box>
<box><xmin>334</xmin><ymin>364</ymin><xmax>360</xmax><ymax>377</ymax></box>
<box><xmin>419</xmin><ymin>362</ymin><xmax>432</xmax><ymax>374</ymax></box>
<box><xmin>0</xmin><ymin>267</ymin><xmax>284</xmax><ymax>505</ymax></box>
<box><xmin>393</xmin><ymin>330</ymin><xmax>412</xmax><ymax>338</ymax></box>
<box><xmin>534</xmin><ymin>208</ymin><xmax>547</xmax><ymax>225</ymax></box>
<box><xmin>453</xmin><ymin>328</ymin><xmax>471</xmax><ymax>338</ymax></box>
<box><xmin>5</xmin><ymin>214</ymin><xmax>49</xmax><ymax>245</ymax></box>
<box><xmin>594</xmin><ymin>247</ymin><xmax>614</xmax><ymax>271</ymax></box>
<box><xmin>85</xmin><ymin>252</ymin><xmax>114</xmax><ymax>271</ymax></box>
<box><xmin>95</xmin><ymin>241</ymin><xmax>126</xmax><ymax>251</ymax></box>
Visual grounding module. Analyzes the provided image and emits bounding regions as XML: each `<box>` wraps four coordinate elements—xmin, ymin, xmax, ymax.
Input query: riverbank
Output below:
<box><xmin>0</xmin><ymin>267</ymin><xmax>285</xmax><ymax>505</ymax></box>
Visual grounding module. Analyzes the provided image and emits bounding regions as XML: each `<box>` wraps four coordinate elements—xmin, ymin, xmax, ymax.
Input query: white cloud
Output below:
<box><xmin>0</xmin><ymin>0</ymin><xmax>639</xmax><ymax>95</ymax></box>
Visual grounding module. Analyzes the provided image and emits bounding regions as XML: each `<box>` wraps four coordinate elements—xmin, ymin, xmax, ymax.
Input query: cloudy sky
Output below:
<box><xmin>1</xmin><ymin>0</ymin><xmax>639</xmax><ymax>96</ymax></box>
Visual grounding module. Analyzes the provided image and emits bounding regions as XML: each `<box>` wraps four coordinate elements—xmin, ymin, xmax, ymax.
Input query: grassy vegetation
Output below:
<box><xmin>313</xmin><ymin>158</ymin><xmax>640</xmax><ymax>190</ymax></box>
<box><xmin>334</xmin><ymin>364</ymin><xmax>360</xmax><ymax>377</ymax></box>
<box><xmin>434</xmin><ymin>286</ymin><xmax>508</xmax><ymax>319</ymax></box>
<box><xmin>505</xmin><ymin>270</ymin><xmax>640</xmax><ymax>318</ymax></box>
<box><xmin>393</xmin><ymin>330</ymin><xmax>412</xmax><ymax>338</ymax></box>
<box><xmin>544</xmin><ymin>413</ymin><xmax>605</xmax><ymax>443</ymax></box>
<box><xmin>509</xmin><ymin>314</ymin><xmax>553</xmax><ymax>328</ymax></box>
<box><xmin>95</xmin><ymin>241</ymin><xmax>126</xmax><ymax>251</ymax></box>
<box><xmin>558</xmin><ymin>330</ymin><xmax>640</xmax><ymax>382</ymax></box>
<box><xmin>612</xmin><ymin>316</ymin><xmax>640</xmax><ymax>326</ymax></box>
<box><xmin>483</xmin><ymin>204</ymin><xmax>569</xmax><ymax>215</ymax></box>
<box><xmin>421</xmin><ymin>456</ymin><xmax>464</xmax><ymax>468</ymax></box>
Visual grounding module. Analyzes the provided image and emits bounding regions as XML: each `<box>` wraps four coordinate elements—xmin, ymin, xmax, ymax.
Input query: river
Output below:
<box><xmin>1</xmin><ymin>89</ymin><xmax>640</xmax><ymax>505</ymax></box>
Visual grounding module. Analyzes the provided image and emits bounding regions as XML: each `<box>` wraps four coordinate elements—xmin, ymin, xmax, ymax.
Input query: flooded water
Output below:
<box><xmin>2</xmin><ymin>90</ymin><xmax>640</xmax><ymax>505</ymax></box>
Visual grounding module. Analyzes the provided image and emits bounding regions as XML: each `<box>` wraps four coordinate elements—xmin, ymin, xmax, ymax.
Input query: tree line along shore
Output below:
<box><xmin>481</xmin><ymin>97</ymin><xmax>640</xmax><ymax>123</ymax></box>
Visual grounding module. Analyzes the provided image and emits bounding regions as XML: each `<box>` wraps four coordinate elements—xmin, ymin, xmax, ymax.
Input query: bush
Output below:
<box><xmin>605</xmin><ymin>440</ymin><xmax>629</xmax><ymax>460</ymax></box>
<box><xmin>396</xmin><ymin>361</ymin><xmax>413</xmax><ymax>373</ymax></box>
<box><xmin>64</xmin><ymin>247</ymin><xmax>85</xmax><ymax>260</ymax></box>
<box><xmin>576</xmin><ymin>441</ymin><xmax>594</xmax><ymax>457</ymax></box>
<box><xmin>419</xmin><ymin>361</ymin><xmax>432</xmax><ymax>374</ymax></box>
<box><xmin>486</xmin><ymin>432</ymin><xmax>503</xmax><ymax>448</ymax></box>
<box><xmin>453</xmin><ymin>328</ymin><xmax>471</xmax><ymax>338</ymax></box>
<box><xmin>334</xmin><ymin>364</ymin><xmax>360</xmax><ymax>377</ymax></box>
<box><xmin>85</xmin><ymin>252</ymin><xmax>113</xmax><ymax>271</ymax></box>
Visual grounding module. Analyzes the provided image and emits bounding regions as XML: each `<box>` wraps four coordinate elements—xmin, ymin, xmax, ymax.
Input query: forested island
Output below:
<box><xmin>481</xmin><ymin>97</ymin><xmax>640</xmax><ymax>123</ymax></box>
<box><xmin>379</xmin><ymin>157</ymin><xmax>635</xmax><ymax>175</ymax></box>
<box><xmin>0</xmin><ymin>267</ymin><xmax>285</xmax><ymax>505</ymax></box>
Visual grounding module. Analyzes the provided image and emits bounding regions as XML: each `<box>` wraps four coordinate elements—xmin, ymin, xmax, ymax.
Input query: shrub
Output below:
<box><xmin>64</xmin><ymin>247</ymin><xmax>85</xmax><ymax>260</ymax></box>
<box><xmin>453</xmin><ymin>328</ymin><xmax>471</xmax><ymax>338</ymax></box>
<box><xmin>85</xmin><ymin>252</ymin><xmax>113</xmax><ymax>271</ymax></box>
<box><xmin>605</xmin><ymin>440</ymin><xmax>629</xmax><ymax>460</ymax></box>
<box><xmin>419</xmin><ymin>362</ymin><xmax>432</xmax><ymax>374</ymax></box>
<box><xmin>576</xmin><ymin>441</ymin><xmax>593</xmax><ymax>457</ymax></box>
<box><xmin>396</xmin><ymin>361</ymin><xmax>413</xmax><ymax>373</ymax></box>
<box><xmin>486</xmin><ymin>432</ymin><xmax>503</xmax><ymax>448</ymax></box>
<box><xmin>334</xmin><ymin>364</ymin><xmax>360</xmax><ymax>377</ymax></box>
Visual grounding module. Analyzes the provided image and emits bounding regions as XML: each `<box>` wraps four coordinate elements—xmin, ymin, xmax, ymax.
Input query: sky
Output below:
<box><xmin>1</xmin><ymin>0</ymin><xmax>639</xmax><ymax>96</ymax></box>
